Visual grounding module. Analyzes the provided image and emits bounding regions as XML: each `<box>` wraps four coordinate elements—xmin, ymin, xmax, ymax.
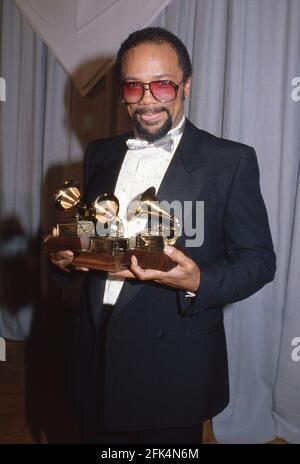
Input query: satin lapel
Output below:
<box><xmin>84</xmin><ymin>135</ymin><xmax>130</xmax><ymax>204</ymax></box>
<box><xmin>114</xmin><ymin>120</ymin><xmax>208</xmax><ymax>313</ymax></box>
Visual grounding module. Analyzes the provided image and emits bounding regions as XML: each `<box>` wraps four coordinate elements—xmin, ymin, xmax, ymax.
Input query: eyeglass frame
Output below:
<box><xmin>119</xmin><ymin>79</ymin><xmax>185</xmax><ymax>104</ymax></box>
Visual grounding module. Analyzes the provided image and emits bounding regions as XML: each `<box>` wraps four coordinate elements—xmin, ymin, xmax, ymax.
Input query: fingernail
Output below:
<box><xmin>164</xmin><ymin>245</ymin><xmax>173</xmax><ymax>255</ymax></box>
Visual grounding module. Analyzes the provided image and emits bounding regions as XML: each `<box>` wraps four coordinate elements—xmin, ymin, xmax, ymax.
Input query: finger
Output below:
<box><xmin>60</xmin><ymin>266</ymin><xmax>71</xmax><ymax>273</ymax></box>
<box><xmin>53</xmin><ymin>260</ymin><xmax>71</xmax><ymax>272</ymax></box>
<box><xmin>50</xmin><ymin>252</ymin><xmax>74</xmax><ymax>268</ymax></box>
<box><xmin>130</xmin><ymin>255</ymin><xmax>164</xmax><ymax>280</ymax></box>
<box><xmin>108</xmin><ymin>269</ymin><xmax>136</xmax><ymax>278</ymax></box>
<box><xmin>44</xmin><ymin>234</ymin><xmax>52</xmax><ymax>243</ymax></box>
<box><xmin>164</xmin><ymin>245</ymin><xmax>190</xmax><ymax>266</ymax></box>
<box><xmin>55</xmin><ymin>251</ymin><xmax>74</xmax><ymax>260</ymax></box>
<box><xmin>51</xmin><ymin>256</ymin><xmax>73</xmax><ymax>267</ymax></box>
<box><xmin>73</xmin><ymin>267</ymin><xmax>89</xmax><ymax>272</ymax></box>
<box><xmin>52</xmin><ymin>227</ymin><xmax>58</xmax><ymax>237</ymax></box>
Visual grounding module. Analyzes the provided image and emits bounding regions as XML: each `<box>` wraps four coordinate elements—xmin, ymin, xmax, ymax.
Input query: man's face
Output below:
<box><xmin>121</xmin><ymin>42</ymin><xmax>191</xmax><ymax>141</ymax></box>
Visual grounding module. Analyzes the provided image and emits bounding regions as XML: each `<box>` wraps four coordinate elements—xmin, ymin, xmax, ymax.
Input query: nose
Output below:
<box><xmin>139</xmin><ymin>84</ymin><xmax>157</xmax><ymax>105</ymax></box>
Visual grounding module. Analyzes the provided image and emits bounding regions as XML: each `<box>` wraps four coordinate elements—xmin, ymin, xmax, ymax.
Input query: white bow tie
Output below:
<box><xmin>126</xmin><ymin>134</ymin><xmax>174</xmax><ymax>153</ymax></box>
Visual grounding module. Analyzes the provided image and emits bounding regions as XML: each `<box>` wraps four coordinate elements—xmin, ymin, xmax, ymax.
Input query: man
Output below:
<box><xmin>49</xmin><ymin>27</ymin><xmax>276</xmax><ymax>443</ymax></box>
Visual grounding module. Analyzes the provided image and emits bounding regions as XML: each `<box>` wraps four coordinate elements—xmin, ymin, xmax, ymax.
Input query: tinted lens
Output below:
<box><xmin>150</xmin><ymin>81</ymin><xmax>177</xmax><ymax>102</ymax></box>
<box><xmin>120</xmin><ymin>80</ymin><xmax>178</xmax><ymax>103</ymax></box>
<box><xmin>121</xmin><ymin>82</ymin><xmax>143</xmax><ymax>103</ymax></box>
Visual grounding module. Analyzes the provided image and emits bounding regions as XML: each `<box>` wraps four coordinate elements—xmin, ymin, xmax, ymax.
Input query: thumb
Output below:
<box><xmin>44</xmin><ymin>234</ymin><xmax>52</xmax><ymax>243</ymax></box>
<box><xmin>164</xmin><ymin>245</ymin><xmax>188</xmax><ymax>266</ymax></box>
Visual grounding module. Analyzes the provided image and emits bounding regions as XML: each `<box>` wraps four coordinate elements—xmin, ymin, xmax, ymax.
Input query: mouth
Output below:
<box><xmin>132</xmin><ymin>108</ymin><xmax>172</xmax><ymax>142</ymax></box>
<box><xmin>140</xmin><ymin>111</ymin><xmax>165</xmax><ymax>121</ymax></box>
<box><xmin>136</xmin><ymin>110</ymin><xmax>166</xmax><ymax>125</ymax></box>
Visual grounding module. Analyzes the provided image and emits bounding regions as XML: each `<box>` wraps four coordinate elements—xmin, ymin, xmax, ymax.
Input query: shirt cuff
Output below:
<box><xmin>185</xmin><ymin>291</ymin><xmax>196</xmax><ymax>298</ymax></box>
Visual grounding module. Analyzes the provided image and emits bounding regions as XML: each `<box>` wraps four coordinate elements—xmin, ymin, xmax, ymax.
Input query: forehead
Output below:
<box><xmin>121</xmin><ymin>42</ymin><xmax>182</xmax><ymax>80</ymax></box>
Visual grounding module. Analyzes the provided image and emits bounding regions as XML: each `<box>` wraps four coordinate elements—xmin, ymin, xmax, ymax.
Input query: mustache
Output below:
<box><xmin>133</xmin><ymin>107</ymin><xmax>169</xmax><ymax>116</ymax></box>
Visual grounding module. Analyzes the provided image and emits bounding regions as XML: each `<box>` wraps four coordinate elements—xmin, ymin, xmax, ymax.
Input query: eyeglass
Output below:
<box><xmin>120</xmin><ymin>80</ymin><xmax>183</xmax><ymax>104</ymax></box>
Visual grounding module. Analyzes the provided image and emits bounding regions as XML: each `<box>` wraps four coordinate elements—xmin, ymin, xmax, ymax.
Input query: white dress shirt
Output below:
<box><xmin>103</xmin><ymin>116</ymin><xmax>185</xmax><ymax>305</ymax></box>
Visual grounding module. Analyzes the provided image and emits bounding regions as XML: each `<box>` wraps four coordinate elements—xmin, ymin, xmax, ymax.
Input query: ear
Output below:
<box><xmin>183</xmin><ymin>77</ymin><xmax>192</xmax><ymax>99</ymax></box>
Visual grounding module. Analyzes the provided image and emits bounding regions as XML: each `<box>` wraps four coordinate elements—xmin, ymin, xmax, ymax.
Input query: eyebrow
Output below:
<box><xmin>123</xmin><ymin>74</ymin><xmax>174</xmax><ymax>81</ymax></box>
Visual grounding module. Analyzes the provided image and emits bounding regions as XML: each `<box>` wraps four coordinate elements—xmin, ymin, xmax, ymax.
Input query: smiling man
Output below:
<box><xmin>120</xmin><ymin>40</ymin><xmax>190</xmax><ymax>140</ymax></box>
<box><xmin>49</xmin><ymin>27</ymin><xmax>276</xmax><ymax>444</ymax></box>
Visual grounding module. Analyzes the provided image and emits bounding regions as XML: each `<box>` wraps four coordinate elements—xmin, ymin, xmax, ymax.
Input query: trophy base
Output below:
<box><xmin>44</xmin><ymin>236</ymin><xmax>176</xmax><ymax>272</ymax></box>
<box><xmin>71</xmin><ymin>251</ymin><xmax>125</xmax><ymax>272</ymax></box>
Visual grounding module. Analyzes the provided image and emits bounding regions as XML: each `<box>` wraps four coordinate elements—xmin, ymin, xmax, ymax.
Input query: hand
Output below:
<box><xmin>44</xmin><ymin>227</ymin><xmax>89</xmax><ymax>273</ymax></box>
<box><xmin>109</xmin><ymin>245</ymin><xmax>200</xmax><ymax>293</ymax></box>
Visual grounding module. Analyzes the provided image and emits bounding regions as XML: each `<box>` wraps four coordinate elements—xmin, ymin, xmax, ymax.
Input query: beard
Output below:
<box><xmin>132</xmin><ymin>107</ymin><xmax>172</xmax><ymax>142</ymax></box>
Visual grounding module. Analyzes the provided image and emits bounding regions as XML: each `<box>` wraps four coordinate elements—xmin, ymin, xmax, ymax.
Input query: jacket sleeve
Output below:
<box><xmin>180</xmin><ymin>147</ymin><xmax>276</xmax><ymax>312</ymax></box>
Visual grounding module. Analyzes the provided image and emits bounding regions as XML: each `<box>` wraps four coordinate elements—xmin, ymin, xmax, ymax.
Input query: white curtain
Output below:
<box><xmin>0</xmin><ymin>0</ymin><xmax>299</xmax><ymax>443</ymax></box>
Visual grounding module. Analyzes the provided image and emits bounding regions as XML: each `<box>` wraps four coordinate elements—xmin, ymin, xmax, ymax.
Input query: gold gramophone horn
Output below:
<box><xmin>127</xmin><ymin>187</ymin><xmax>182</xmax><ymax>244</ymax></box>
<box><xmin>91</xmin><ymin>193</ymin><xmax>119</xmax><ymax>224</ymax></box>
<box><xmin>54</xmin><ymin>181</ymin><xmax>81</xmax><ymax>211</ymax></box>
<box><xmin>127</xmin><ymin>187</ymin><xmax>157</xmax><ymax>219</ymax></box>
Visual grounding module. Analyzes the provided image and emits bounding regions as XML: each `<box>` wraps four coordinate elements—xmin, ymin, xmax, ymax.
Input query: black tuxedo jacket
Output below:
<box><xmin>68</xmin><ymin>119</ymin><xmax>275</xmax><ymax>439</ymax></box>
